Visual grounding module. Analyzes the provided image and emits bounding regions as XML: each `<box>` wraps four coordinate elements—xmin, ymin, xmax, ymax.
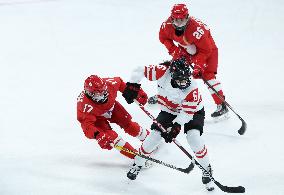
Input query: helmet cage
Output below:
<box><xmin>84</xmin><ymin>84</ymin><xmax>108</xmax><ymax>103</ymax></box>
<box><xmin>84</xmin><ymin>75</ymin><xmax>109</xmax><ymax>103</ymax></box>
<box><xmin>170</xmin><ymin>58</ymin><xmax>192</xmax><ymax>89</ymax></box>
<box><xmin>172</xmin><ymin>16</ymin><xmax>189</xmax><ymax>31</ymax></box>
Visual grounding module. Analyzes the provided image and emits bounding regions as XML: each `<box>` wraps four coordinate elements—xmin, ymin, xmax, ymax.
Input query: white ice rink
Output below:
<box><xmin>1</xmin><ymin>0</ymin><xmax>284</xmax><ymax>194</ymax></box>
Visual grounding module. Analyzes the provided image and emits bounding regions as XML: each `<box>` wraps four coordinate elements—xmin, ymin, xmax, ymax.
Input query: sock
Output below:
<box><xmin>186</xmin><ymin>130</ymin><xmax>210</xmax><ymax>171</ymax></box>
<box><xmin>207</xmin><ymin>79</ymin><xmax>225</xmax><ymax>105</ymax></box>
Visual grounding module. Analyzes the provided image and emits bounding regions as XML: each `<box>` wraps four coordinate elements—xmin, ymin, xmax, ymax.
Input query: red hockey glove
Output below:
<box><xmin>161</xmin><ymin>122</ymin><xmax>181</xmax><ymax>143</ymax></box>
<box><xmin>122</xmin><ymin>82</ymin><xmax>141</xmax><ymax>104</ymax></box>
<box><xmin>169</xmin><ymin>46</ymin><xmax>188</xmax><ymax>60</ymax></box>
<box><xmin>136</xmin><ymin>89</ymin><xmax>148</xmax><ymax>105</ymax></box>
<box><xmin>192</xmin><ymin>64</ymin><xmax>204</xmax><ymax>79</ymax></box>
<box><xmin>95</xmin><ymin>131</ymin><xmax>116</xmax><ymax>150</ymax></box>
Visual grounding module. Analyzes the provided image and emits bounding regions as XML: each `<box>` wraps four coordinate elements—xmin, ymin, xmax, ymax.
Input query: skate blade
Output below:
<box><xmin>212</xmin><ymin>112</ymin><xmax>230</xmax><ymax>123</ymax></box>
<box><xmin>206</xmin><ymin>186</ymin><xmax>215</xmax><ymax>191</ymax></box>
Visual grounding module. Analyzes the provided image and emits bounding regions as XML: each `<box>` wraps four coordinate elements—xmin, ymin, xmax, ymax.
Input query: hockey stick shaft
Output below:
<box><xmin>188</xmin><ymin>64</ymin><xmax>247</xmax><ymax>135</ymax></box>
<box><xmin>114</xmin><ymin>145</ymin><xmax>194</xmax><ymax>173</ymax></box>
<box><xmin>137</xmin><ymin>102</ymin><xmax>245</xmax><ymax>193</ymax></box>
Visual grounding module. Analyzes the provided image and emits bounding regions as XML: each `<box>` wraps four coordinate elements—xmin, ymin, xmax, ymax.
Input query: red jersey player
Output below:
<box><xmin>77</xmin><ymin>75</ymin><xmax>150</xmax><ymax>161</ymax></box>
<box><xmin>122</xmin><ymin>58</ymin><xmax>215</xmax><ymax>191</ymax></box>
<box><xmin>158</xmin><ymin>3</ymin><xmax>229</xmax><ymax>119</ymax></box>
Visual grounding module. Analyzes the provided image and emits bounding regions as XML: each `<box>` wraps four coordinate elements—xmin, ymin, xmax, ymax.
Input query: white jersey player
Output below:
<box><xmin>122</xmin><ymin>58</ymin><xmax>215</xmax><ymax>191</ymax></box>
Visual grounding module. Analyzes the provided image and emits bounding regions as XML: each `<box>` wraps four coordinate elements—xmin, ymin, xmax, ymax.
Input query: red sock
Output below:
<box><xmin>119</xmin><ymin>142</ymin><xmax>137</xmax><ymax>159</ymax></box>
<box><xmin>211</xmin><ymin>90</ymin><xmax>224</xmax><ymax>105</ymax></box>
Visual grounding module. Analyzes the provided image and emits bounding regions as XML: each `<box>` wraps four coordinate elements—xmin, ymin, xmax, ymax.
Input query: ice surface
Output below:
<box><xmin>1</xmin><ymin>0</ymin><xmax>284</xmax><ymax>194</ymax></box>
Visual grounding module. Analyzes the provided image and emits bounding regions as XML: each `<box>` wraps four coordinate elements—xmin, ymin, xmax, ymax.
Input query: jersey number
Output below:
<box><xmin>83</xmin><ymin>104</ymin><xmax>93</xmax><ymax>113</ymax></box>
<box><xmin>193</xmin><ymin>27</ymin><xmax>204</xmax><ymax>40</ymax></box>
<box><xmin>193</xmin><ymin>90</ymin><xmax>198</xmax><ymax>101</ymax></box>
<box><xmin>105</xmin><ymin>78</ymin><xmax>117</xmax><ymax>85</ymax></box>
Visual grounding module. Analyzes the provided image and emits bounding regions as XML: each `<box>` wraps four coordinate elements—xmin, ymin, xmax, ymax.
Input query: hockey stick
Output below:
<box><xmin>115</xmin><ymin>145</ymin><xmax>194</xmax><ymax>174</ymax></box>
<box><xmin>137</xmin><ymin>102</ymin><xmax>245</xmax><ymax>193</ymax></box>
<box><xmin>188</xmin><ymin>64</ymin><xmax>247</xmax><ymax>135</ymax></box>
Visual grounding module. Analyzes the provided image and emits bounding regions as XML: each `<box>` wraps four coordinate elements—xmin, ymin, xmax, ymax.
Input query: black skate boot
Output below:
<box><xmin>202</xmin><ymin>164</ymin><xmax>214</xmax><ymax>191</ymax></box>
<box><xmin>211</xmin><ymin>102</ymin><xmax>229</xmax><ymax>118</ymax></box>
<box><xmin>148</xmin><ymin>95</ymin><xmax>158</xmax><ymax>104</ymax></box>
<box><xmin>127</xmin><ymin>163</ymin><xmax>142</xmax><ymax>180</ymax></box>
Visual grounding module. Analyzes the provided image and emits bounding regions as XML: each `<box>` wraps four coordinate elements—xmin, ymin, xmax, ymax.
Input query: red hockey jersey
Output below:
<box><xmin>159</xmin><ymin>16</ymin><xmax>217</xmax><ymax>67</ymax></box>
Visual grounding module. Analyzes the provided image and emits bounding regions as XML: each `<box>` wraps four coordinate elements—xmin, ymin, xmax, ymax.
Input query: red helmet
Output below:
<box><xmin>171</xmin><ymin>4</ymin><xmax>189</xmax><ymax>19</ymax></box>
<box><xmin>84</xmin><ymin>75</ymin><xmax>108</xmax><ymax>103</ymax></box>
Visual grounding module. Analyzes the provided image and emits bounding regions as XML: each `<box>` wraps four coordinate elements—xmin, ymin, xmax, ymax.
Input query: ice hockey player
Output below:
<box><xmin>154</xmin><ymin>3</ymin><xmax>229</xmax><ymax>119</ymax></box>
<box><xmin>77</xmin><ymin>75</ymin><xmax>150</xmax><ymax>161</ymax></box>
<box><xmin>122</xmin><ymin>58</ymin><xmax>215</xmax><ymax>191</ymax></box>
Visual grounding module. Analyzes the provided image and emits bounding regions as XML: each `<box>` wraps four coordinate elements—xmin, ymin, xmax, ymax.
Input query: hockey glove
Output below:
<box><xmin>161</xmin><ymin>122</ymin><xmax>181</xmax><ymax>143</ymax></box>
<box><xmin>136</xmin><ymin>89</ymin><xmax>148</xmax><ymax>106</ymax></box>
<box><xmin>122</xmin><ymin>82</ymin><xmax>141</xmax><ymax>104</ymax></box>
<box><xmin>95</xmin><ymin>131</ymin><xmax>117</xmax><ymax>150</ymax></box>
<box><xmin>169</xmin><ymin>46</ymin><xmax>188</xmax><ymax>60</ymax></box>
<box><xmin>192</xmin><ymin>64</ymin><xmax>205</xmax><ymax>79</ymax></box>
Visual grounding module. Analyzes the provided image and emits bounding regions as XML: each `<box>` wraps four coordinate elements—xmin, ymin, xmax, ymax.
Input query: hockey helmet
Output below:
<box><xmin>84</xmin><ymin>75</ymin><xmax>109</xmax><ymax>103</ymax></box>
<box><xmin>171</xmin><ymin>4</ymin><xmax>189</xmax><ymax>32</ymax></box>
<box><xmin>170</xmin><ymin>58</ymin><xmax>192</xmax><ymax>89</ymax></box>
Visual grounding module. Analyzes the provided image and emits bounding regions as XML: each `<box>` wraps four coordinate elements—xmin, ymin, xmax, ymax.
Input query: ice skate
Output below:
<box><xmin>202</xmin><ymin>165</ymin><xmax>215</xmax><ymax>191</ymax></box>
<box><xmin>211</xmin><ymin>102</ymin><xmax>229</xmax><ymax>121</ymax></box>
<box><xmin>127</xmin><ymin>163</ymin><xmax>142</xmax><ymax>180</ymax></box>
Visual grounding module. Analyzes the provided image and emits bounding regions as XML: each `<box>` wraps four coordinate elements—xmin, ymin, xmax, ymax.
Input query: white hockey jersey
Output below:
<box><xmin>130</xmin><ymin>64</ymin><xmax>204</xmax><ymax>125</ymax></box>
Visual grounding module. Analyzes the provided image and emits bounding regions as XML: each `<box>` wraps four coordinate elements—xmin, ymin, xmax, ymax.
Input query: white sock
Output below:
<box><xmin>135</xmin><ymin>130</ymin><xmax>163</xmax><ymax>166</ymax></box>
<box><xmin>186</xmin><ymin>129</ymin><xmax>210</xmax><ymax>171</ymax></box>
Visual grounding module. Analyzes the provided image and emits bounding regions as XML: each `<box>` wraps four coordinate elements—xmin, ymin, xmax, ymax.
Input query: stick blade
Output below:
<box><xmin>215</xmin><ymin>181</ymin><xmax>246</xmax><ymax>193</ymax></box>
<box><xmin>178</xmin><ymin>162</ymin><xmax>194</xmax><ymax>173</ymax></box>
<box><xmin>238</xmin><ymin>118</ymin><xmax>247</xmax><ymax>135</ymax></box>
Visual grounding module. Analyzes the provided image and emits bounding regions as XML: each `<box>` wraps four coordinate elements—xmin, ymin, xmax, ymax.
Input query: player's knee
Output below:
<box><xmin>124</xmin><ymin>121</ymin><xmax>141</xmax><ymax>137</ymax></box>
<box><xmin>186</xmin><ymin>129</ymin><xmax>204</xmax><ymax>152</ymax></box>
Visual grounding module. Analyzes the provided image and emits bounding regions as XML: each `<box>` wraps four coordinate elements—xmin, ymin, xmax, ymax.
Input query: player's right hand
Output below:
<box><xmin>136</xmin><ymin>90</ymin><xmax>148</xmax><ymax>105</ymax></box>
<box><xmin>192</xmin><ymin>64</ymin><xmax>204</xmax><ymax>79</ymax></box>
<box><xmin>170</xmin><ymin>46</ymin><xmax>188</xmax><ymax>60</ymax></box>
<box><xmin>95</xmin><ymin>131</ymin><xmax>115</xmax><ymax>150</ymax></box>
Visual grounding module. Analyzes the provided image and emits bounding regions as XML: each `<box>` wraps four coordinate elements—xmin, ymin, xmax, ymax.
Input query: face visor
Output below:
<box><xmin>172</xmin><ymin>17</ymin><xmax>188</xmax><ymax>28</ymax></box>
<box><xmin>174</xmin><ymin>78</ymin><xmax>191</xmax><ymax>89</ymax></box>
<box><xmin>172</xmin><ymin>15</ymin><xmax>189</xmax><ymax>32</ymax></box>
<box><xmin>85</xmin><ymin>85</ymin><xmax>109</xmax><ymax>103</ymax></box>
